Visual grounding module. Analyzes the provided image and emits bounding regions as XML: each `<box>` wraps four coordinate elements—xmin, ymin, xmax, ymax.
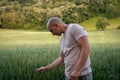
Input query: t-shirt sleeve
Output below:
<box><xmin>70</xmin><ymin>24</ymin><xmax>88</xmax><ymax>41</ymax></box>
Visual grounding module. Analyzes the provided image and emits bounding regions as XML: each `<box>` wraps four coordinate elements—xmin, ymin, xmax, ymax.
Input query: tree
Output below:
<box><xmin>0</xmin><ymin>10</ymin><xmax>25</xmax><ymax>29</ymax></box>
<box><xmin>104</xmin><ymin>4</ymin><xmax>120</xmax><ymax>19</ymax></box>
<box><xmin>0</xmin><ymin>0</ymin><xmax>120</xmax><ymax>31</ymax></box>
<box><xmin>96</xmin><ymin>17</ymin><xmax>109</xmax><ymax>30</ymax></box>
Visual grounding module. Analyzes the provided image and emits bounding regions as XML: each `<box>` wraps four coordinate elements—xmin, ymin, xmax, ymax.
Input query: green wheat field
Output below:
<box><xmin>0</xmin><ymin>29</ymin><xmax>120</xmax><ymax>80</ymax></box>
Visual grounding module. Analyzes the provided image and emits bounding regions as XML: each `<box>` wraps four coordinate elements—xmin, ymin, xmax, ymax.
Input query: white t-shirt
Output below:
<box><xmin>60</xmin><ymin>23</ymin><xmax>92</xmax><ymax>77</ymax></box>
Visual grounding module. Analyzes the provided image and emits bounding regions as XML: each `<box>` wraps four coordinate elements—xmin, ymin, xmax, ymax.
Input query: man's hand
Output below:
<box><xmin>36</xmin><ymin>66</ymin><xmax>49</xmax><ymax>72</ymax></box>
<box><xmin>69</xmin><ymin>70</ymin><xmax>79</xmax><ymax>80</ymax></box>
<box><xmin>69</xmin><ymin>75</ymin><xmax>77</xmax><ymax>80</ymax></box>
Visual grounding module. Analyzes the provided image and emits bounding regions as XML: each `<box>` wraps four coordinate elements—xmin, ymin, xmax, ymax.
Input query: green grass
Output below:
<box><xmin>80</xmin><ymin>17</ymin><xmax>120</xmax><ymax>31</ymax></box>
<box><xmin>0</xmin><ymin>29</ymin><xmax>120</xmax><ymax>80</ymax></box>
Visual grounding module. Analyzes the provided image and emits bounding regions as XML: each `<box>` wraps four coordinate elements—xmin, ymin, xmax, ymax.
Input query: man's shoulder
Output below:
<box><xmin>69</xmin><ymin>23</ymin><xmax>79</xmax><ymax>26</ymax></box>
<box><xmin>69</xmin><ymin>23</ymin><xmax>84</xmax><ymax>30</ymax></box>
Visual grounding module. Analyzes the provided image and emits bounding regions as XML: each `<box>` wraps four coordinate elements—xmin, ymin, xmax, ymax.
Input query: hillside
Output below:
<box><xmin>80</xmin><ymin>17</ymin><xmax>120</xmax><ymax>31</ymax></box>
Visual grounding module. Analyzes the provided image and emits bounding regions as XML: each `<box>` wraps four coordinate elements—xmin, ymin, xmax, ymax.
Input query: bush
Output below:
<box><xmin>0</xmin><ymin>21</ymin><xmax>2</xmax><ymax>28</ymax></box>
<box><xmin>117</xmin><ymin>26</ymin><xmax>120</xmax><ymax>29</ymax></box>
<box><xmin>96</xmin><ymin>17</ymin><xmax>109</xmax><ymax>30</ymax></box>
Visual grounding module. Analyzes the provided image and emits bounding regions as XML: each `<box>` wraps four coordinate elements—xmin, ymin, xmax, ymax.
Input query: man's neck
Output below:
<box><xmin>62</xmin><ymin>24</ymin><xmax>68</xmax><ymax>33</ymax></box>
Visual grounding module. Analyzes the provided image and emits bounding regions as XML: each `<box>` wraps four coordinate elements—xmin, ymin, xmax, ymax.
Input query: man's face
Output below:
<box><xmin>48</xmin><ymin>24</ymin><xmax>62</xmax><ymax>36</ymax></box>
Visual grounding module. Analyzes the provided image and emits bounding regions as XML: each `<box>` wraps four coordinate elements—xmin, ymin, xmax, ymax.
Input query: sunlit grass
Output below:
<box><xmin>0</xmin><ymin>29</ymin><xmax>60</xmax><ymax>46</ymax></box>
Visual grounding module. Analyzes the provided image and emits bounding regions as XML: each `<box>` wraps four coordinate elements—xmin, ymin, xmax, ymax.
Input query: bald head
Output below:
<box><xmin>47</xmin><ymin>17</ymin><xmax>64</xmax><ymax>29</ymax></box>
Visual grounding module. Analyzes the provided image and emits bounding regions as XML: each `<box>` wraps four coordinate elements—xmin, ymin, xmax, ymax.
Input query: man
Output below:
<box><xmin>37</xmin><ymin>17</ymin><xmax>92</xmax><ymax>80</ymax></box>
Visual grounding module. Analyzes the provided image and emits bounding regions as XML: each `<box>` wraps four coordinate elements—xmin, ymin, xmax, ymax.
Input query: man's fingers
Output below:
<box><xmin>36</xmin><ymin>68</ymin><xmax>42</xmax><ymax>72</ymax></box>
<box><xmin>36</xmin><ymin>67</ymin><xmax>48</xmax><ymax>72</ymax></box>
<box><xmin>69</xmin><ymin>76</ymin><xmax>77</xmax><ymax>80</ymax></box>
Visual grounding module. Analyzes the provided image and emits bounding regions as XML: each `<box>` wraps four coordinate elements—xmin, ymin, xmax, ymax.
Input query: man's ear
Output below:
<box><xmin>53</xmin><ymin>23</ymin><xmax>58</xmax><ymax>27</ymax></box>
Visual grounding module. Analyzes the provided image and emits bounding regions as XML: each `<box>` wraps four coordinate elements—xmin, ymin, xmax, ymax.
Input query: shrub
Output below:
<box><xmin>117</xmin><ymin>26</ymin><xmax>120</xmax><ymax>29</ymax></box>
<box><xmin>96</xmin><ymin>17</ymin><xmax>109</xmax><ymax>30</ymax></box>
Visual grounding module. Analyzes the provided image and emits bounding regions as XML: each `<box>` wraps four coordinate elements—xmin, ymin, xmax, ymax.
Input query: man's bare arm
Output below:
<box><xmin>37</xmin><ymin>52</ymin><xmax>64</xmax><ymax>72</ymax></box>
<box><xmin>70</xmin><ymin>36</ymin><xmax>91</xmax><ymax>78</ymax></box>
